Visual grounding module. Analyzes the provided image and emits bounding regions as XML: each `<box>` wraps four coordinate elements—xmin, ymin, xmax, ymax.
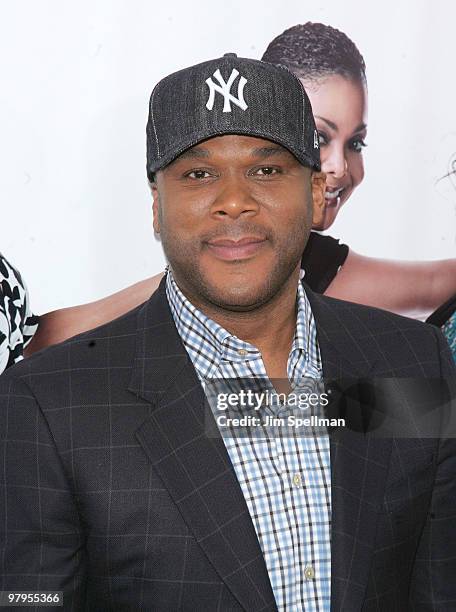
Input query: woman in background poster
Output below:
<box><xmin>2</xmin><ymin>22</ymin><xmax>455</xmax><ymax>372</ymax></box>
<box><xmin>261</xmin><ymin>23</ymin><xmax>455</xmax><ymax>316</ymax></box>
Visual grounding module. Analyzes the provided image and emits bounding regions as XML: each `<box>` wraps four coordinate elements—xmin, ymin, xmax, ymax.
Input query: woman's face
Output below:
<box><xmin>301</xmin><ymin>74</ymin><xmax>368</xmax><ymax>231</ymax></box>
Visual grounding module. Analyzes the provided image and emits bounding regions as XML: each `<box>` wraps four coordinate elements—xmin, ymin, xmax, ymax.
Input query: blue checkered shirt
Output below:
<box><xmin>166</xmin><ymin>270</ymin><xmax>331</xmax><ymax>611</ymax></box>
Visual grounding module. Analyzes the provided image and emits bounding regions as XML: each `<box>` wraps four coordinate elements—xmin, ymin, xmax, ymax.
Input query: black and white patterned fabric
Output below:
<box><xmin>0</xmin><ymin>253</ymin><xmax>39</xmax><ymax>374</ymax></box>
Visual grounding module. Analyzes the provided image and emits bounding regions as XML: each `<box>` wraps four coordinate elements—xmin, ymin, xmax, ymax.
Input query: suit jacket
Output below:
<box><xmin>0</xmin><ymin>278</ymin><xmax>455</xmax><ymax>611</ymax></box>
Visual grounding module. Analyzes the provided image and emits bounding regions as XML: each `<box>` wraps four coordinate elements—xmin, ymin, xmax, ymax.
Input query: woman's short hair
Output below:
<box><xmin>262</xmin><ymin>22</ymin><xmax>366</xmax><ymax>85</ymax></box>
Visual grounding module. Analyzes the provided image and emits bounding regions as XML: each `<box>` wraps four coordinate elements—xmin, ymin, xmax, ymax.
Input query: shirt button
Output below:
<box><xmin>237</xmin><ymin>348</ymin><xmax>248</xmax><ymax>356</ymax></box>
<box><xmin>292</xmin><ymin>473</ymin><xmax>302</xmax><ymax>487</ymax></box>
<box><xmin>304</xmin><ymin>565</ymin><xmax>315</xmax><ymax>580</ymax></box>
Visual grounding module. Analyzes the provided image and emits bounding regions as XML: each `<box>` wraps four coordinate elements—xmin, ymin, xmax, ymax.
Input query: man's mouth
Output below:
<box><xmin>205</xmin><ymin>236</ymin><xmax>267</xmax><ymax>261</ymax></box>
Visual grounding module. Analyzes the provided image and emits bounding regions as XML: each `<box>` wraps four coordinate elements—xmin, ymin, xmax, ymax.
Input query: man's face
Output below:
<box><xmin>152</xmin><ymin>134</ymin><xmax>325</xmax><ymax>312</ymax></box>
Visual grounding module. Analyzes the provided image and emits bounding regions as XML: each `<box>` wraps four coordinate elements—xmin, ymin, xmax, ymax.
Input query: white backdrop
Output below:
<box><xmin>1</xmin><ymin>0</ymin><xmax>455</xmax><ymax>313</ymax></box>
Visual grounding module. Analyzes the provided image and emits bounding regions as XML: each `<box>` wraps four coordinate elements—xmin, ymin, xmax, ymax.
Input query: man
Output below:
<box><xmin>0</xmin><ymin>54</ymin><xmax>455</xmax><ymax>611</ymax></box>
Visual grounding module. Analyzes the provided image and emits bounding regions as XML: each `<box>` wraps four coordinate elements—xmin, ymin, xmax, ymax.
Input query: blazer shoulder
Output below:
<box><xmin>1</xmin><ymin>300</ymin><xmax>145</xmax><ymax>384</ymax></box>
<box><xmin>304</xmin><ymin>284</ymin><xmax>454</xmax><ymax>377</ymax></box>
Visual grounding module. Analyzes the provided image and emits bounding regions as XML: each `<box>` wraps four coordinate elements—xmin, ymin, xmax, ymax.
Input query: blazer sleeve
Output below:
<box><xmin>0</xmin><ymin>375</ymin><xmax>86</xmax><ymax>608</ymax></box>
<box><xmin>409</xmin><ymin>327</ymin><xmax>456</xmax><ymax>609</ymax></box>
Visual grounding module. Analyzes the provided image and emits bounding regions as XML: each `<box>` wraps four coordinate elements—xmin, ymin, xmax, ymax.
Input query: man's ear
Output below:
<box><xmin>310</xmin><ymin>171</ymin><xmax>326</xmax><ymax>228</ymax></box>
<box><xmin>151</xmin><ymin>182</ymin><xmax>160</xmax><ymax>234</ymax></box>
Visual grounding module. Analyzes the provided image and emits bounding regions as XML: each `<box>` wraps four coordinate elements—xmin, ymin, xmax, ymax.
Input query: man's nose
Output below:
<box><xmin>211</xmin><ymin>178</ymin><xmax>260</xmax><ymax>219</ymax></box>
<box><xmin>323</xmin><ymin>146</ymin><xmax>348</xmax><ymax>179</ymax></box>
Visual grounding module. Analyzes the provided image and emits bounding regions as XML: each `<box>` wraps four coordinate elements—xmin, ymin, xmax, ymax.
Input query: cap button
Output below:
<box><xmin>223</xmin><ymin>53</ymin><xmax>237</xmax><ymax>58</ymax></box>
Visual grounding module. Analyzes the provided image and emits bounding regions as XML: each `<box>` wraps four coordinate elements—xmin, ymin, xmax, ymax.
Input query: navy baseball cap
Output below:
<box><xmin>146</xmin><ymin>53</ymin><xmax>321</xmax><ymax>180</ymax></box>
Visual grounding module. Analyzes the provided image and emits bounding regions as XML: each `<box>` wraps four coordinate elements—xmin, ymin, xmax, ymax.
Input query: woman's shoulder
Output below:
<box><xmin>301</xmin><ymin>232</ymin><xmax>349</xmax><ymax>293</ymax></box>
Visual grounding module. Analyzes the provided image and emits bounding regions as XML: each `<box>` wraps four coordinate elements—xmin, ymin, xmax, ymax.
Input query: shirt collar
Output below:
<box><xmin>165</xmin><ymin>268</ymin><xmax>318</xmax><ymax>378</ymax></box>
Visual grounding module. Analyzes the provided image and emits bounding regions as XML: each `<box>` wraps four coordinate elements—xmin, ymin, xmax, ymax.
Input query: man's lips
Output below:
<box><xmin>205</xmin><ymin>236</ymin><xmax>267</xmax><ymax>261</ymax></box>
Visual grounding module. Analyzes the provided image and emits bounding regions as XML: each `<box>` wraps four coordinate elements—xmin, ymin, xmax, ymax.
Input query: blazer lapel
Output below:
<box><xmin>305</xmin><ymin>286</ymin><xmax>393</xmax><ymax>612</ymax></box>
<box><xmin>128</xmin><ymin>277</ymin><xmax>392</xmax><ymax>612</ymax></box>
<box><xmin>129</xmin><ymin>278</ymin><xmax>278</xmax><ymax>612</ymax></box>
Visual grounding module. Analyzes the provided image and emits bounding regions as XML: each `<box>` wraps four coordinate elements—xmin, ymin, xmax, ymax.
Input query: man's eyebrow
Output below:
<box><xmin>251</xmin><ymin>145</ymin><xmax>291</xmax><ymax>158</ymax></box>
<box><xmin>315</xmin><ymin>115</ymin><xmax>367</xmax><ymax>134</ymax></box>
<box><xmin>176</xmin><ymin>148</ymin><xmax>210</xmax><ymax>160</ymax></box>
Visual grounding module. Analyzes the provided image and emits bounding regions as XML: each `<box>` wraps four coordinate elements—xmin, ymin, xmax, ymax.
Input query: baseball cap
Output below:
<box><xmin>146</xmin><ymin>53</ymin><xmax>321</xmax><ymax>180</ymax></box>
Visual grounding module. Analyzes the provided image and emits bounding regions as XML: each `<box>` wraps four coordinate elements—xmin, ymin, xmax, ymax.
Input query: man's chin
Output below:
<box><xmin>204</xmin><ymin>289</ymin><xmax>273</xmax><ymax>312</ymax></box>
<box><xmin>199</xmin><ymin>274</ymin><xmax>294</xmax><ymax>312</ymax></box>
<box><xmin>170</xmin><ymin>256</ymin><xmax>302</xmax><ymax>312</ymax></box>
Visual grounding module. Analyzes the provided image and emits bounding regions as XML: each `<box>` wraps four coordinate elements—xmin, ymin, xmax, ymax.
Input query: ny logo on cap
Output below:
<box><xmin>205</xmin><ymin>68</ymin><xmax>248</xmax><ymax>113</ymax></box>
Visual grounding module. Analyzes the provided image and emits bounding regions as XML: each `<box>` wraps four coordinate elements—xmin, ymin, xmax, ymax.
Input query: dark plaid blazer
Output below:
<box><xmin>0</xmin><ymin>278</ymin><xmax>455</xmax><ymax>611</ymax></box>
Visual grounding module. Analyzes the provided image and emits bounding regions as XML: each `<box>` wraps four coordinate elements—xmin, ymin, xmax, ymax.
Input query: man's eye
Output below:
<box><xmin>253</xmin><ymin>167</ymin><xmax>280</xmax><ymax>176</ymax></box>
<box><xmin>186</xmin><ymin>170</ymin><xmax>212</xmax><ymax>179</ymax></box>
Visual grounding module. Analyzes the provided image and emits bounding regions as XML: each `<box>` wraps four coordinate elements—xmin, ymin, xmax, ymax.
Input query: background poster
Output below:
<box><xmin>1</xmin><ymin>0</ymin><xmax>455</xmax><ymax>314</ymax></box>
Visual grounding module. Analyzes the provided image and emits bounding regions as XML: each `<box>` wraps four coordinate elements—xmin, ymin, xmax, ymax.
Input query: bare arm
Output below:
<box><xmin>325</xmin><ymin>251</ymin><xmax>456</xmax><ymax>320</ymax></box>
<box><xmin>25</xmin><ymin>273</ymin><xmax>164</xmax><ymax>354</ymax></box>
